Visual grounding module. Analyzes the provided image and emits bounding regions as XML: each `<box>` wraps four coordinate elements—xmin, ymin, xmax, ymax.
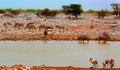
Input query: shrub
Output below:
<box><xmin>85</xmin><ymin>9</ymin><xmax>96</xmax><ymax>14</ymax></box>
<box><xmin>9</xmin><ymin>10</ymin><xmax>21</xmax><ymax>15</ymax></box>
<box><xmin>0</xmin><ymin>9</ymin><xmax>5</xmax><ymax>13</ymax></box>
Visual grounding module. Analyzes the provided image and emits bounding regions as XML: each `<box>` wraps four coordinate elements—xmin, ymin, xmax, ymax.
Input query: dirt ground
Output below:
<box><xmin>0</xmin><ymin>64</ymin><xmax>120</xmax><ymax>70</ymax></box>
<box><xmin>0</xmin><ymin>13</ymin><xmax>120</xmax><ymax>41</ymax></box>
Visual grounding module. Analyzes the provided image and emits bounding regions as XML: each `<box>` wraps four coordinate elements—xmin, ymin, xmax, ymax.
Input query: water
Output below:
<box><xmin>0</xmin><ymin>41</ymin><xmax>119</xmax><ymax>68</ymax></box>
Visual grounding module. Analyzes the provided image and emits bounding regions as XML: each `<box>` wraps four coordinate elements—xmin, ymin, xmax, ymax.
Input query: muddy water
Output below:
<box><xmin>0</xmin><ymin>41</ymin><xmax>119</xmax><ymax>68</ymax></box>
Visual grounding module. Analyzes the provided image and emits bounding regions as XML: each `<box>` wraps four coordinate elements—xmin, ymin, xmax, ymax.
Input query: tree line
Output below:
<box><xmin>0</xmin><ymin>3</ymin><xmax>119</xmax><ymax>19</ymax></box>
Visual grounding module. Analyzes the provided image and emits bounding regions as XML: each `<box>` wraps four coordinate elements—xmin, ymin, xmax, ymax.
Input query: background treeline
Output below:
<box><xmin>0</xmin><ymin>3</ymin><xmax>119</xmax><ymax>19</ymax></box>
<box><xmin>85</xmin><ymin>9</ymin><xmax>112</xmax><ymax>14</ymax></box>
<box><xmin>0</xmin><ymin>8</ymin><xmax>43</xmax><ymax>13</ymax></box>
<box><xmin>0</xmin><ymin>8</ymin><xmax>112</xmax><ymax>14</ymax></box>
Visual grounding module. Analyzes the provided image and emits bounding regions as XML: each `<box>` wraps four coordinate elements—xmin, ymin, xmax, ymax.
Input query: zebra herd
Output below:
<box><xmin>3</xmin><ymin>22</ymin><xmax>65</xmax><ymax>30</ymax></box>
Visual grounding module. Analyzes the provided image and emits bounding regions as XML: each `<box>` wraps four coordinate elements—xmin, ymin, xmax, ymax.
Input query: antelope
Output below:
<box><xmin>89</xmin><ymin>58</ymin><xmax>99</xmax><ymax>68</ymax></box>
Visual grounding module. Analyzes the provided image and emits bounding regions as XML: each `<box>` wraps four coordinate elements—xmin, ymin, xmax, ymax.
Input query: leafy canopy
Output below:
<box><xmin>62</xmin><ymin>4</ymin><xmax>83</xmax><ymax>18</ymax></box>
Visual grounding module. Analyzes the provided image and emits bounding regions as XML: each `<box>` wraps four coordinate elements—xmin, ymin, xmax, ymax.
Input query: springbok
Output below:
<box><xmin>110</xmin><ymin>58</ymin><xmax>115</xmax><ymax>68</ymax></box>
<box><xmin>102</xmin><ymin>59</ymin><xmax>110</xmax><ymax>68</ymax></box>
<box><xmin>102</xmin><ymin>62</ymin><xmax>106</xmax><ymax>68</ymax></box>
<box><xmin>102</xmin><ymin>58</ymin><xmax>115</xmax><ymax>68</ymax></box>
<box><xmin>89</xmin><ymin>58</ymin><xmax>98</xmax><ymax>68</ymax></box>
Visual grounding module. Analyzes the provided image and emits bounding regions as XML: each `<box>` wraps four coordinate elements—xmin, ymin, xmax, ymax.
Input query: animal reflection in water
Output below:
<box><xmin>89</xmin><ymin>58</ymin><xmax>99</xmax><ymax>68</ymax></box>
<box><xmin>97</xmin><ymin>41</ymin><xmax>110</xmax><ymax>46</ymax></box>
<box><xmin>102</xmin><ymin>58</ymin><xmax>115</xmax><ymax>68</ymax></box>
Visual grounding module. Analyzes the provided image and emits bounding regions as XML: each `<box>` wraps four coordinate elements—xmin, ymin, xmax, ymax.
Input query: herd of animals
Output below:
<box><xmin>3</xmin><ymin>22</ymin><xmax>59</xmax><ymax>30</ymax></box>
<box><xmin>2</xmin><ymin>21</ymin><xmax>111</xmax><ymax>42</ymax></box>
<box><xmin>0</xmin><ymin>12</ymin><xmax>115</xmax><ymax>42</ymax></box>
<box><xmin>89</xmin><ymin>58</ymin><xmax>115</xmax><ymax>68</ymax></box>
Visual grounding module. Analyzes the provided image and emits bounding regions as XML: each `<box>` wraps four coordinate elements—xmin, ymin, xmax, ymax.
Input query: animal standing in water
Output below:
<box><xmin>110</xmin><ymin>58</ymin><xmax>115</xmax><ymax>68</ymax></box>
<box><xmin>102</xmin><ymin>59</ymin><xmax>110</xmax><ymax>68</ymax></box>
<box><xmin>102</xmin><ymin>58</ymin><xmax>115</xmax><ymax>68</ymax></box>
<box><xmin>89</xmin><ymin>58</ymin><xmax>99</xmax><ymax>68</ymax></box>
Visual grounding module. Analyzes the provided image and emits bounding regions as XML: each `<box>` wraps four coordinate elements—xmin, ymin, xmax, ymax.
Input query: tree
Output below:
<box><xmin>62</xmin><ymin>4</ymin><xmax>83</xmax><ymax>18</ymax></box>
<box><xmin>48</xmin><ymin>10</ymin><xmax>58</xmax><ymax>18</ymax></box>
<box><xmin>41</xmin><ymin>8</ymin><xmax>50</xmax><ymax>18</ymax></box>
<box><xmin>69</xmin><ymin>4</ymin><xmax>83</xmax><ymax>18</ymax></box>
<box><xmin>110</xmin><ymin>3</ymin><xmax>120</xmax><ymax>18</ymax></box>
<box><xmin>0</xmin><ymin>9</ymin><xmax>5</xmax><ymax>13</ymax></box>
<box><xmin>9</xmin><ymin>10</ymin><xmax>21</xmax><ymax>16</ymax></box>
<box><xmin>97</xmin><ymin>10</ymin><xmax>106</xmax><ymax>19</ymax></box>
<box><xmin>62</xmin><ymin>5</ymin><xmax>70</xmax><ymax>14</ymax></box>
<box><xmin>41</xmin><ymin>8</ymin><xmax>58</xmax><ymax>19</ymax></box>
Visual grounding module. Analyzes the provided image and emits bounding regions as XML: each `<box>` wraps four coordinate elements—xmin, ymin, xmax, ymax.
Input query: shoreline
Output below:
<box><xmin>0</xmin><ymin>32</ymin><xmax>120</xmax><ymax>41</ymax></box>
<box><xmin>0</xmin><ymin>64</ymin><xmax>120</xmax><ymax>70</ymax></box>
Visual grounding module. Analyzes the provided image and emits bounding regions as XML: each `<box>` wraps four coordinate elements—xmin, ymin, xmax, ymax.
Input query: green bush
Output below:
<box><xmin>15</xmin><ymin>8</ymin><xmax>25</xmax><ymax>12</ymax></box>
<box><xmin>9</xmin><ymin>10</ymin><xmax>21</xmax><ymax>15</ymax></box>
<box><xmin>24</xmin><ymin>9</ymin><xmax>42</xmax><ymax>12</ymax></box>
<box><xmin>5</xmin><ymin>8</ymin><xmax>13</xmax><ymax>12</ymax></box>
<box><xmin>85</xmin><ymin>9</ymin><xmax>96</xmax><ymax>13</ymax></box>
